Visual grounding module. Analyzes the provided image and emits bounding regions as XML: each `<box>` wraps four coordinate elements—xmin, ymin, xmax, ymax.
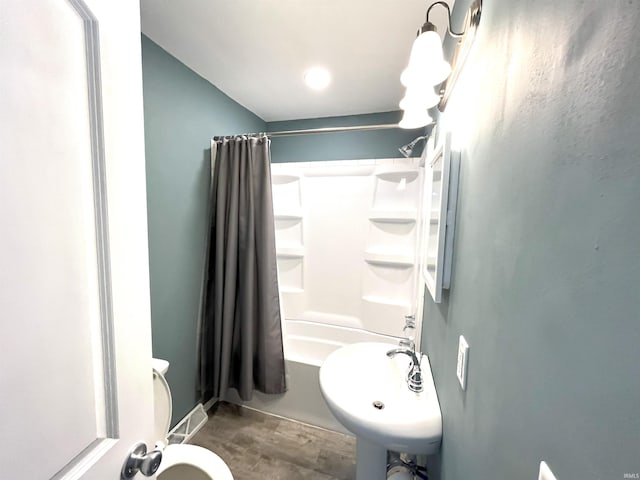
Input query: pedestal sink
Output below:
<box><xmin>319</xmin><ymin>342</ymin><xmax>442</xmax><ymax>480</ymax></box>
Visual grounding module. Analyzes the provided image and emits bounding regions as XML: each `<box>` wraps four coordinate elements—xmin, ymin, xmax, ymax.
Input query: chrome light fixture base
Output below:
<box><xmin>398</xmin><ymin>0</ymin><xmax>483</xmax><ymax>120</ymax></box>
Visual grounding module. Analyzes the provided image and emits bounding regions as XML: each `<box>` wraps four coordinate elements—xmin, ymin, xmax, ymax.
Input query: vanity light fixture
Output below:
<box><xmin>398</xmin><ymin>0</ymin><xmax>483</xmax><ymax>128</ymax></box>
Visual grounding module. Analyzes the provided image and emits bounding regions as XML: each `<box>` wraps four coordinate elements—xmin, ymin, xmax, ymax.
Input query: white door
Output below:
<box><xmin>0</xmin><ymin>1</ymin><xmax>156</xmax><ymax>478</ymax></box>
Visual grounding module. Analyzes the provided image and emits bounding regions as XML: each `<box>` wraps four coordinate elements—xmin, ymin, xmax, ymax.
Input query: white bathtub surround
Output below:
<box><xmin>271</xmin><ymin>158</ymin><xmax>426</xmax><ymax>346</ymax></box>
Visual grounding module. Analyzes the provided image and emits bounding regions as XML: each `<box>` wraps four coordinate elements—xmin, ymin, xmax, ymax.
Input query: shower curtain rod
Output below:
<box><xmin>265</xmin><ymin>123</ymin><xmax>400</xmax><ymax>137</ymax></box>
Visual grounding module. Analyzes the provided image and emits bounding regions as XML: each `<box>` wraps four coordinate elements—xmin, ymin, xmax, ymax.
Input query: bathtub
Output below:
<box><xmin>224</xmin><ymin>319</ymin><xmax>398</xmax><ymax>433</ymax></box>
<box><xmin>284</xmin><ymin>319</ymin><xmax>397</xmax><ymax>367</ymax></box>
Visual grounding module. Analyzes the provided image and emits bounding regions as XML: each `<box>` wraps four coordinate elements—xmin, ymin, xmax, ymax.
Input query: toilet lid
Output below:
<box><xmin>153</xmin><ymin>368</ymin><xmax>172</xmax><ymax>442</ymax></box>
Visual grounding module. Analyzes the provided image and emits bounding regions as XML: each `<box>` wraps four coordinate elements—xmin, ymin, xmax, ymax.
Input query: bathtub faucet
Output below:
<box><xmin>386</xmin><ymin>347</ymin><xmax>424</xmax><ymax>393</ymax></box>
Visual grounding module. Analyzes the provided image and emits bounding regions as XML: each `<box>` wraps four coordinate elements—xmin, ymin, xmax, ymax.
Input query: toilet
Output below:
<box><xmin>152</xmin><ymin>358</ymin><xmax>234</xmax><ymax>480</ymax></box>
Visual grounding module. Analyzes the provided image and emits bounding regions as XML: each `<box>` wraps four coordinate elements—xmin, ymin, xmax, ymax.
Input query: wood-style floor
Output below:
<box><xmin>190</xmin><ymin>402</ymin><xmax>356</xmax><ymax>480</ymax></box>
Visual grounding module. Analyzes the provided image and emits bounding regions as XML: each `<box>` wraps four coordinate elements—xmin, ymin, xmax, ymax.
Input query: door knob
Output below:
<box><xmin>121</xmin><ymin>442</ymin><xmax>162</xmax><ymax>479</ymax></box>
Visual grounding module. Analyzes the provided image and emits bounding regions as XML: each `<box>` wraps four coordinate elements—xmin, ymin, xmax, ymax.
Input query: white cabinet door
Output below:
<box><xmin>0</xmin><ymin>1</ymin><xmax>155</xmax><ymax>478</ymax></box>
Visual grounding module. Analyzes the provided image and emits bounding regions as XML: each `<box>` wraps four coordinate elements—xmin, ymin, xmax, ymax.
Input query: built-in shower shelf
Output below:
<box><xmin>374</xmin><ymin>166</ymin><xmax>420</xmax><ymax>182</ymax></box>
<box><xmin>276</xmin><ymin>246</ymin><xmax>305</xmax><ymax>258</ymax></box>
<box><xmin>368</xmin><ymin>209</ymin><xmax>417</xmax><ymax>224</ymax></box>
<box><xmin>275</xmin><ymin>209</ymin><xmax>303</xmax><ymax>220</ymax></box>
<box><xmin>364</xmin><ymin>251</ymin><xmax>414</xmax><ymax>267</ymax></box>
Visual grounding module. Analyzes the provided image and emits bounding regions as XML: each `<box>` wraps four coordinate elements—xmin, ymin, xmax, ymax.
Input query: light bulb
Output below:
<box><xmin>401</xmin><ymin>29</ymin><xmax>451</xmax><ymax>86</ymax></box>
<box><xmin>399</xmin><ymin>86</ymin><xmax>440</xmax><ymax>110</ymax></box>
<box><xmin>399</xmin><ymin>109</ymin><xmax>433</xmax><ymax>129</ymax></box>
<box><xmin>401</xmin><ymin>63</ymin><xmax>451</xmax><ymax>87</ymax></box>
<box><xmin>409</xmin><ymin>30</ymin><xmax>445</xmax><ymax>65</ymax></box>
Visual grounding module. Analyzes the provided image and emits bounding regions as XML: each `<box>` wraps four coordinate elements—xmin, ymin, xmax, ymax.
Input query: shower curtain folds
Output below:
<box><xmin>199</xmin><ymin>134</ymin><xmax>286</xmax><ymax>402</ymax></box>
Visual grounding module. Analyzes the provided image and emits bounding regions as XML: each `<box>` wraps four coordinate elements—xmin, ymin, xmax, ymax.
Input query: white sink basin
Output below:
<box><xmin>319</xmin><ymin>342</ymin><xmax>442</xmax><ymax>456</ymax></box>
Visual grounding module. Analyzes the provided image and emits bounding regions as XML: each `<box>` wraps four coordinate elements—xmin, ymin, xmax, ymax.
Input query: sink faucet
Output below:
<box><xmin>387</xmin><ymin>314</ymin><xmax>423</xmax><ymax>392</ymax></box>
<box><xmin>387</xmin><ymin>347</ymin><xmax>424</xmax><ymax>393</ymax></box>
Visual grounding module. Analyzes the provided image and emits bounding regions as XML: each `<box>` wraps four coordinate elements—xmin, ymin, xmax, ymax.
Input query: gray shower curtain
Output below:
<box><xmin>199</xmin><ymin>135</ymin><xmax>286</xmax><ymax>401</ymax></box>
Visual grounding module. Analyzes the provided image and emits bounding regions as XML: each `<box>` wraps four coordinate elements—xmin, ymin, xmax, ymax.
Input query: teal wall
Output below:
<box><xmin>268</xmin><ymin>112</ymin><xmax>424</xmax><ymax>162</ymax></box>
<box><xmin>421</xmin><ymin>1</ymin><xmax>640</xmax><ymax>479</ymax></box>
<box><xmin>141</xmin><ymin>35</ymin><xmax>265</xmax><ymax>425</ymax></box>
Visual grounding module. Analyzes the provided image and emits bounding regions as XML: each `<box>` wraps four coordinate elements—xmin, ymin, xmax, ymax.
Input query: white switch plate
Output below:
<box><xmin>456</xmin><ymin>335</ymin><xmax>469</xmax><ymax>390</ymax></box>
<box><xmin>539</xmin><ymin>461</ymin><xmax>558</xmax><ymax>480</ymax></box>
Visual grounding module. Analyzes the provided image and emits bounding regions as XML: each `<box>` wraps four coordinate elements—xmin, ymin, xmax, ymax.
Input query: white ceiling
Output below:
<box><xmin>140</xmin><ymin>0</ymin><xmax>454</xmax><ymax>122</ymax></box>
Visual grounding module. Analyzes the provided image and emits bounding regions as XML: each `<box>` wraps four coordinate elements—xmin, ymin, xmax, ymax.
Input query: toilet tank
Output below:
<box><xmin>152</xmin><ymin>358</ymin><xmax>170</xmax><ymax>375</ymax></box>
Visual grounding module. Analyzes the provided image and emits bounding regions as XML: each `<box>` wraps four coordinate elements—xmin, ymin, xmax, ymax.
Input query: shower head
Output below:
<box><xmin>398</xmin><ymin>135</ymin><xmax>427</xmax><ymax>158</ymax></box>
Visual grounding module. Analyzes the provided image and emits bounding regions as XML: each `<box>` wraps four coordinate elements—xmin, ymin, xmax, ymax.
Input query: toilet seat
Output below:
<box><xmin>157</xmin><ymin>444</ymin><xmax>233</xmax><ymax>480</ymax></box>
<box><xmin>152</xmin><ymin>360</ymin><xmax>234</xmax><ymax>480</ymax></box>
<box><xmin>152</xmin><ymin>366</ymin><xmax>172</xmax><ymax>447</ymax></box>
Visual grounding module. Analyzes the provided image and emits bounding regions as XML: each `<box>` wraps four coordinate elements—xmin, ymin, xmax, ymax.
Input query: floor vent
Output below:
<box><xmin>167</xmin><ymin>403</ymin><xmax>208</xmax><ymax>444</ymax></box>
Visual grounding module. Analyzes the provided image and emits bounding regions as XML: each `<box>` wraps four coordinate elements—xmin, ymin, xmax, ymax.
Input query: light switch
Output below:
<box><xmin>538</xmin><ymin>461</ymin><xmax>558</xmax><ymax>480</ymax></box>
<box><xmin>456</xmin><ymin>335</ymin><xmax>469</xmax><ymax>390</ymax></box>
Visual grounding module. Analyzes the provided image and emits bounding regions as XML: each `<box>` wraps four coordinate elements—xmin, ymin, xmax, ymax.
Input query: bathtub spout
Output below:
<box><xmin>386</xmin><ymin>348</ymin><xmax>424</xmax><ymax>393</ymax></box>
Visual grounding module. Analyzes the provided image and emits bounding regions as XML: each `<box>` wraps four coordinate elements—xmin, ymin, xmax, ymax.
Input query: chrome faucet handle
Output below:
<box><xmin>401</xmin><ymin>314</ymin><xmax>416</xmax><ymax>348</ymax></box>
<box><xmin>386</xmin><ymin>347</ymin><xmax>424</xmax><ymax>393</ymax></box>
<box><xmin>404</xmin><ymin>314</ymin><xmax>416</xmax><ymax>328</ymax></box>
